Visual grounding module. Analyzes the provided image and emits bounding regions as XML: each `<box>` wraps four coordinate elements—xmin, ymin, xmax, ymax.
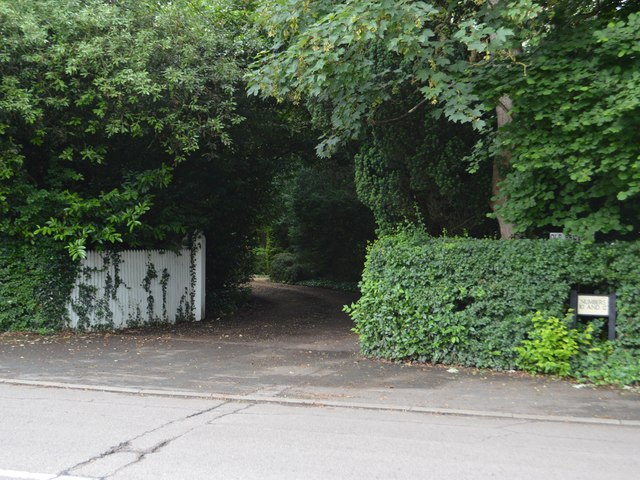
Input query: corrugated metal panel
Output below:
<box><xmin>67</xmin><ymin>236</ymin><xmax>205</xmax><ymax>330</ymax></box>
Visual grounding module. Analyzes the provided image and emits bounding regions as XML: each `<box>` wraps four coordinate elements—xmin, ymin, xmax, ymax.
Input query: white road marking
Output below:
<box><xmin>0</xmin><ymin>470</ymin><xmax>93</xmax><ymax>480</ymax></box>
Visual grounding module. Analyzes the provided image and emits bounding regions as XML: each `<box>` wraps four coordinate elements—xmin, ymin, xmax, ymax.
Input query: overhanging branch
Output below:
<box><xmin>369</xmin><ymin>98</ymin><xmax>428</xmax><ymax>126</ymax></box>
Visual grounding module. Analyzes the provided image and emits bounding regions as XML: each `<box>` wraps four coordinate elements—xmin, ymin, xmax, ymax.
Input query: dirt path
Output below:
<box><xmin>211</xmin><ymin>278</ymin><xmax>359</xmax><ymax>345</ymax></box>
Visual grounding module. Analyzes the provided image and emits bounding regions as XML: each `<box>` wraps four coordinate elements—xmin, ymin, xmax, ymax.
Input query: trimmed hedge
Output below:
<box><xmin>0</xmin><ymin>237</ymin><xmax>77</xmax><ymax>332</ymax></box>
<box><xmin>346</xmin><ymin>229</ymin><xmax>640</xmax><ymax>382</ymax></box>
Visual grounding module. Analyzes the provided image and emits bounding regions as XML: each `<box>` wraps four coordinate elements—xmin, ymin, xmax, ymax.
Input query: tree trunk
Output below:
<box><xmin>492</xmin><ymin>94</ymin><xmax>515</xmax><ymax>239</ymax></box>
<box><xmin>487</xmin><ymin>0</ymin><xmax>515</xmax><ymax>239</ymax></box>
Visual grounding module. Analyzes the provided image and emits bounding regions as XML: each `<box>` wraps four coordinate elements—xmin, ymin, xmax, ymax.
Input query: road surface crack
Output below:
<box><xmin>59</xmin><ymin>401</ymin><xmax>232</xmax><ymax>478</ymax></box>
<box><xmin>106</xmin><ymin>403</ymin><xmax>254</xmax><ymax>477</ymax></box>
<box><xmin>205</xmin><ymin>403</ymin><xmax>253</xmax><ymax>425</ymax></box>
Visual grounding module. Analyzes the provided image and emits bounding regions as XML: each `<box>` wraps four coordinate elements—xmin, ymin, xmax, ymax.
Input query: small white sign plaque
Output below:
<box><xmin>577</xmin><ymin>295</ymin><xmax>609</xmax><ymax>316</ymax></box>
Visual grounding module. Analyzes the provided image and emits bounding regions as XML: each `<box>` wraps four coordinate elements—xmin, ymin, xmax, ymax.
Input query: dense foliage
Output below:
<box><xmin>346</xmin><ymin>229</ymin><xmax>640</xmax><ymax>383</ymax></box>
<box><xmin>354</xmin><ymin>114</ymin><xmax>493</xmax><ymax>235</ymax></box>
<box><xmin>492</xmin><ymin>10</ymin><xmax>640</xmax><ymax>239</ymax></box>
<box><xmin>0</xmin><ymin>0</ymin><xmax>252</xmax><ymax>255</ymax></box>
<box><xmin>249</xmin><ymin>0</ymin><xmax>510</xmax><ymax>234</ymax></box>
<box><xmin>256</xmin><ymin>156</ymin><xmax>376</xmax><ymax>283</ymax></box>
<box><xmin>248</xmin><ymin>0</ymin><xmax>515</xmax><ymax>151</ymax></box>
<box><xmin>249</xmin><ymin>0</ymin><xmax>640</xmax><ymax>239</ymax></box>
<box><xmin>0</xmin><ymin>0</ymin><xmax>294</xmax><ymax>312</ymax></box>
<box><xmin>0</xmin><ymin>237</ymin><xmax>77</xmax><ymax>331</ymax></box>
<box><xmin>0</xmin><ymin>0</ymin><xmax>289</xmax><ymax>299</ymax></box>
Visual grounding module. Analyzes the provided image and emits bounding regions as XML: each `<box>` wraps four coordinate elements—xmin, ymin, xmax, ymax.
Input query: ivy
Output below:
<box><xmin>160</xmin><ymin>268</ymin><xmax>170</xmax><ymax>322</ymax></box>
<box><xmin>354</xmin><ymin>112</ymin><xmax>492</xmax><ymax>235</ymax></box>
<box><xmin>142</xmin><ymin>258</ymin><xmax>159</xmax><ymax>324</ymax></box>
<box><xmin>0</xmin><ymin>236</ymin><xmax>77</xmax><ymax>332</ymax></box>
<box><xmin>176</xmin><ymin>287</ymin><xmax>192</xmax><ymax>324</ymax></box>
<box><xmin>188</xmin><ymin>235</ymin><xmax>199</xmax><ymax>322</ymax></box>
<box><xmin>71</xmin><ymin>253</ymin><xmax>126</xmax><ymax>330</ymax></box>
<box><xmin>347</xmin><ymin>227</ymin><xmax>640</xmax><ymax>383</ymax></box>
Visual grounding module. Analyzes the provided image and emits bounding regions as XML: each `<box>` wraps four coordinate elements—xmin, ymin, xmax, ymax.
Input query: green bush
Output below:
<box><xmin>574</xmin><ymin>341</ymin><xmax>640</xmax><ymax>386</ymax></box>
<box><xmin>346</xmin><ymin>228</ymin><xmax>640</xmax><ymax>382</ymax></box>
<box><xmin>269</xmin><ymin>252</ymin><xmax>314</xmax><ymax>283</ymax></box>
<box><xmin>0</xmin><ymin>237</ymin><xmax>78</xmax><ymax>331</ymax></box>
<box><xmin>515</xmin><ymin>311</ymin><xmax>592</xmax><ymax>376</ymax></box>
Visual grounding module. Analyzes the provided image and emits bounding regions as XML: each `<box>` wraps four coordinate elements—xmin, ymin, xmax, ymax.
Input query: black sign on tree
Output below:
<box><xmin>570</xmin><ymin>291</ymin><xmax>616</xmax><ymax>340</ymax></box>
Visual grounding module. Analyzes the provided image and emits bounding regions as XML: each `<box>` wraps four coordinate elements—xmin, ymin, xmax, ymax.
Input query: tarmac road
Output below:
<box><xmin>1</xmin><ymin>383</ymin><xmax>639</xmax><ymax>480</ymax></box>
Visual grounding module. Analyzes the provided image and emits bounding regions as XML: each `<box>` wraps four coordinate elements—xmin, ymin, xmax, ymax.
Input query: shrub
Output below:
<box><xmin>0</xmin><ymin>237</ymin><xmax>78</xmax><ymax>331</ymax></box>
<box><xmin>515</xmin><ymin>311</ymin><xmax>592</xmax><ymax>376</ymax></box>
<box><xmin>346</xmin><ymin>227</ymin><xmax>640</xmax><ymax>380</ymax></box>
<box><xmin>253</xmin><ymin>244</ymin><xmax>284</xmax><ymax>276</ymax></box>
<box><xmin>269</xmin><ymin>252</ymin><xmax>314</xmax><ymax>283</ymax></box>
<box><xmin>574</xmin><ymin>342</ymin><xmax>640</xmax><ymax>386</ymax></box>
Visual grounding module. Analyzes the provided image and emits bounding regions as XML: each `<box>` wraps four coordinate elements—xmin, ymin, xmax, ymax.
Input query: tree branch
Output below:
<box><xmin>369</xmin><ymin>98</ymin><xmax>428</xmax><ymax>126</ymax></box>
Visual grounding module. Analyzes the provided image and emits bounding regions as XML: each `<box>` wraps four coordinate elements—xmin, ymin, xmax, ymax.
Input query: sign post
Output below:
<box><xmin>570</xmin><ymin>291</ymin><xmax>616</xmax><ymax>340</ymax></box>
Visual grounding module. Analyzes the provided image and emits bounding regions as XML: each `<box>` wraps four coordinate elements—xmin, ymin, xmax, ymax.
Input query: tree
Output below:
<box><xmin>488</xmin><ymin>6</ymin><xmax>640</xmax><ymax>239</ymax></box>
<box><xmin>247</xmin><ymin>0</ymin><xmax>538</xmax><ymax>235</ymax></box>
<box><xmin>262</xmin><ymin>154</ymin><xmax>377</xmax><ymax>282</ymax></box>
<box><xmin>0</xmin><ymin>0</ymin><xmax>258</xmax><ymax>257</ymax></box>
<box><xmin>249</xmin><ymin>0</ymin><xmax>640</xmax><ymax>240</ymax></box>
<box><xmin>247</xmin><ymin>0</ymin><xmax>515</xmax><ymax>153</ymax></box>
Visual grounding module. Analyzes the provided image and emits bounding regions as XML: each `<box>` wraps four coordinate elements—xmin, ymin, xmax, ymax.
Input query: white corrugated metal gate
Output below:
<box><xmin>67</xmin><ymin>235</ymin><xmax>205</xmax><ymax>330</ymax></box>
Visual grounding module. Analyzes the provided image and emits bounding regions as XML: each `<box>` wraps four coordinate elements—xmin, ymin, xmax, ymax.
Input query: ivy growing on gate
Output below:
<box><xmin>142</xmin><ymin>258</ymin><xmax>159</xmax><ymax>324</ymax></box>
<box><xmin>69</xmin><ymin>239</ymin><xmax>201</xmax><ymax>330</ymax></box>
<box><xmin>160</xmin><ymin>268</ymin><xmax>170</xmax><ymax>322</ymax></box>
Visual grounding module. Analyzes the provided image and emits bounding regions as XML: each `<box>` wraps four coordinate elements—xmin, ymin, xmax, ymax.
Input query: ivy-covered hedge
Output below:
<box><xmin>346</xmin><ymin>229</ymin><xmax>640</xmax><ymax>383</ymax></box>
<box><xmin>0</xmin><ymin>237</ymin><xmax>77</xmax><ymax>332</ymax></box>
